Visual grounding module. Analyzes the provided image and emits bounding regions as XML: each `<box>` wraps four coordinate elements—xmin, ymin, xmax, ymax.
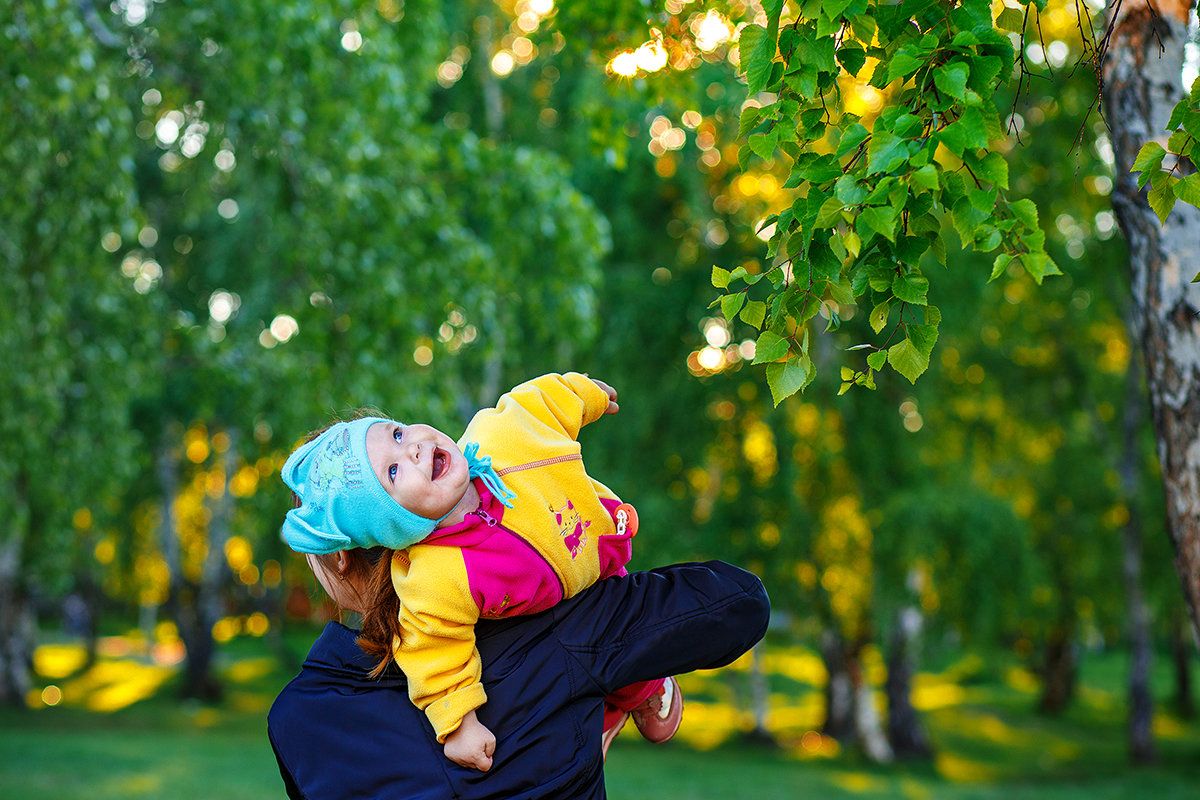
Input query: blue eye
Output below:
<box><xmin>393</xmin><ymin>426</ymin><xmax>403</xmax><ymax>442</ymax></box>
<box><xmin>389</xmin><ymin>465</ymin><xmax>397</xmax><ymax>480</ymax></box>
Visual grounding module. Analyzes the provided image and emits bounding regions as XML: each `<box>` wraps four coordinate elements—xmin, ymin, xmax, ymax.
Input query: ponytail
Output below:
<box><xmin>355</xmin><ymin>549</ymin><xmax>405</xmax><ymax>679</ymax></box>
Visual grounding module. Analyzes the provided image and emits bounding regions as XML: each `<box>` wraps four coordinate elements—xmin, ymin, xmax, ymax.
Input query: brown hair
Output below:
<box><xmin>310</xmin><ymin>548</ymin><xmax>404</xmax><ymax>679</ymax></box>
<box><xmin>292</xmin><ymin>411</ymin><xmax>405</xmax><ymax>679</ymax></box>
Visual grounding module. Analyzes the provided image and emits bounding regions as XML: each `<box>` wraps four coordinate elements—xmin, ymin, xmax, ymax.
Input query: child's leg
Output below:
<box><xmin>606</xmin><ymin>677</ymin><xmax>664</xmax><ymax>713</ymax></box>
<box><xmin>604</xmin><ymin>676</ymin><xmax>682</xmax><ymax>745</ymax></box>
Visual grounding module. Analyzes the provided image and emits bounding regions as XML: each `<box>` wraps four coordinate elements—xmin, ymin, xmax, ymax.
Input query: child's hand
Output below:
<box><xmin>590</xmin><ymin>378</ymin><xmax>619</xmax><ymax>414</ymax></box>
<box><xmin>443</xmin><ymin>709</ymin><xmax>496</xmax><ymax>772</ymax></box>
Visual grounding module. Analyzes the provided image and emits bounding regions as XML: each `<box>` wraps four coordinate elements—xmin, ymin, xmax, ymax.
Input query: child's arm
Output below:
<box><xmin>490</xmin><ymin>373</ymin><xmax>616</xmax><ymax>442</ymax></box>
<box><xmin>391</xmin><ymin>547</ymin><xmax>488</xmax><ymax>745</ymax></box>
<box><xmin>442</xmin><ymin>709</ymin><xmax>496</xmax><ymax>772</ymax></box>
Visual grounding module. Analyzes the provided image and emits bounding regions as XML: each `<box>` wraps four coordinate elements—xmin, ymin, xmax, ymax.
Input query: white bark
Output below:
<box><xmin>1104</xmin><ymin>0</ymin><xmax>1200</xmax><ymax>646</ymax></box>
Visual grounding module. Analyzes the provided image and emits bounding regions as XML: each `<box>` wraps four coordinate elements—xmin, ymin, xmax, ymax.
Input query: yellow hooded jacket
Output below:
<box><xmin>390</xmin><ymin>373</ymin><xmax>635</xmax><ymax>741</ymax></box>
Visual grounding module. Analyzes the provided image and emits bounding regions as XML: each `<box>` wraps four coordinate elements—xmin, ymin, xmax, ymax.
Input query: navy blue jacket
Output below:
<box><xmin>268</xmin><ymin>561</ymin><xmax>769</xmax><ymax>799</ymax></box>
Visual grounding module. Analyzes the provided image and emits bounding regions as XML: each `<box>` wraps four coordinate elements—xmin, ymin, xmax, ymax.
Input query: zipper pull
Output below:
<box><xmin>473</xmin><ymin>507</ymin><xmax>498</xmax><ymax>527</ymax></box>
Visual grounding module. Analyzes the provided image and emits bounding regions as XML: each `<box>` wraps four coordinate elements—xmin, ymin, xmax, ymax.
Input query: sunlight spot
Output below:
<box><xmin>831</xmin><ymin>772</ymin><xmax>888</xmax><ymax>792</ymax></box>
<box><xmin>270</xmin><ymin>313</ymin><xmax>299</xmax><ymax>343</ymax></box>
<box><xmin>935</xmin><ymin>751</ymin><xmax>1000</xmax><ymax>782</ymax></box>
<box><xmin>41</xmin><ymin>685</ymin><xmax>63</xmax><ymax>706</ymax></box>
<box><xmin>491</xmin><ymin>51</ymin><xmax>515</xmax><ymax>76</ymax></box>
<box><xmin>34</xmin><ymin>644</ymin><xmax>88</xmax><ymax>679</ymax></box>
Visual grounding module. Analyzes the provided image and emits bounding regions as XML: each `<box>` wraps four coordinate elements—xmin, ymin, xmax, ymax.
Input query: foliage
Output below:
<box><xmin>1131</xmin><ymin>75</ymin><xmax>1200</xmax><ymax>237</ymax></box>
<box><xmin>0</xmin><ymin>6</ymin><xmax>151</xmax><ymax>595</ymax></box>
<box><xmin>712</xmin><ymin>0</ymin><xmax>1065</xmax><ymax>404</ymax></box>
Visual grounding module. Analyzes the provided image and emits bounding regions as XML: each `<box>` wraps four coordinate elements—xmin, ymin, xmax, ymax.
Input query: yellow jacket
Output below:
<box><xmin>390</xmin><ymin>373</ymin><xmax>635</xmax><ymax>741</ymax></box>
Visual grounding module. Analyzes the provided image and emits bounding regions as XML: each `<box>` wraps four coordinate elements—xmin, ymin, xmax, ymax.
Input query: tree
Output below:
<box><xmin>0</xmin><ymin>6</ymin><xmax>153</xmax><ymax>705</ymax></box>
<box><xmin>1103</xmin><ymin>0</ymin><xmax>1200</xmax><ymax>647</ymax></box>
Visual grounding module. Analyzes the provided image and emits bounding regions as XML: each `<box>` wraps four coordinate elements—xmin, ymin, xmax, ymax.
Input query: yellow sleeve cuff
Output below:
<box><xmin>428</xmin><ymin>682</ymin><xmax>489</xmax><ymax>743</ymax></box>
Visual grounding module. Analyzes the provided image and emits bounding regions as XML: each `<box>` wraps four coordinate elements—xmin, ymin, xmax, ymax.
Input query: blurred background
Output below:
<box><xmin>3</xmin><ymin>1</ymin><xmax>1199</xmax><ymax>797</ymax></box>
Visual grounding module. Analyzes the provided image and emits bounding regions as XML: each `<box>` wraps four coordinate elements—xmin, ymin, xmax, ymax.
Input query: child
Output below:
<box><xmin>280</xmin><ymin>373</ymin><xmax>682</xmax><ymax>771</ymax></box>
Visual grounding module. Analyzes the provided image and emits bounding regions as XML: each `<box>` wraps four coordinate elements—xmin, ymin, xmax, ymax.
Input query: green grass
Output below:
<box><xmin>2</xmin><ymin>629</ymin><xmax>1198</xmax><ymax>799</ymax></box>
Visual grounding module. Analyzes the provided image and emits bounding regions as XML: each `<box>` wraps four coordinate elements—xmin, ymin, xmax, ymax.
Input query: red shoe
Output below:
<box><xmin>630</xmin><ymin>676</ymin><xmax>683</xmax><ymax>744</ymax></box>
<box><xmin>601</xmin><ymin>711</ymin><xmax>629</xmax><ymax>760</ymax></box>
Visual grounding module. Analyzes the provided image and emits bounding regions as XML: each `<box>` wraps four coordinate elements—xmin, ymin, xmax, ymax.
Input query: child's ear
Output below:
<box><xmin>334</xmin><ymin>550</ymin><xmax>351</xmax><ymax>574</ymax></box>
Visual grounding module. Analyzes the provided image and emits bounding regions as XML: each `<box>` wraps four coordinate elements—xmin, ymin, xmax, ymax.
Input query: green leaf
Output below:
<box><xmin>835</xmin><ymin>175</ymin><xmax>869</xmax><ymax>205</ymax></box>
<box><xmin>742</xmin><ymin>21</ymin><xmax>779</xmax><ymax>95</ymax></box>
<box><xmin>906</xmin><ymin>323</ymin><xmax>939</xmax><ymax>357</ymax></box>
<box><xmin>740</xmin><ymin>299</ymin><xmax>767</xmax><ymax>328</ymax></box>
<box><xmin>721</xmin><ymin>292</ymin><xmax>747</xmax><ymax>321</ymax></box>
<box><xmin>816</xmin><ymin>196</ymin><xmax>847</xmax><ymax>227</ymax></box>
<box><xmin>887</xmin><ymin>338</ymin><xmax>930</xmax><ymax>383</ymax></box>
<box><xmin>753</xmin><ymin>330</ymin><xmax>790</xmax><ymax>364</ymax></box>
<box><xmin>810</xmin><ymin>239</ymin><xmax>842</xmax><ymax>279</ymax></box>
<box><xmin>990</xmin><ymin>253</ymin><xmax>1013</xmax><ymax>281</ymax></box>
<box><xmin>910</xmin><ymin>164</ymin><xmax>939</xmax><ymax>192</ymax></box>
<box><xmin>892</xmin><ymin>271</ymin><xmax>930</xmax><ymax>304</ymax></box>
<box><xmin>860</xmin><ymin>205</ymin><xmax>898</xmax><ymax>241</ymax></box>
<box><xmin>837</xmin><ymin>41</ymin><xmax>867</xmax><ymax>76</ymax></box>
<box><xmin>886</xmin><ymin>48</ymin><xmax>924</xmax><ymax>83</ymax></box>
<box><xmin>867</xmin><ymin>128</ymin><xmax>909</xmax><ymax>174</ymax></box>
<box><xmin>937</xmin><ymin>107</ymin><xmax>988</xmax><ymax>156</ymax></box>
<box><xmin>766</xmin><ymin>358</ymin><xmax>808</xmax><ymax>405</ymax></box>
<box><xmin>1019</xmin><ymin>252</ymin><xmax>1061</xmax><ymax>285</ymax></box>
<box><xmin>1009</xmin><ymin>198</ymin><xmax>1038</xmax><ymax>230</ymax></box>
<box><xmin>995</xmin><ymin>6</ymin><xmax>1025</xmax><ymax>32</ymax></box>
<box><xmin>712</xmin><ymin>265</ymin><xmax>731</xmax><ymax>289</ymax></box>
<box><xmin>975</xmin><ymin>151</ymin><xmax>1009</xmax><ymax>188</ymax></box>
<box><xmin>1148</xmin><ymin>173</ymin><xmax>1180</xmax><ymax>223</ymax></box>
<box><xmin>738</xmin><ymin>105</ymin><xmax>765</xmax><ymax>140</ymax></box>
<box><xmin>1132</xmin><ymin>141</ymin><xmax>1167</xmax><ymax>189</ymax></box>
<box><xmin>836</xmin><ymin>123</ymin><xmax>871</xmax><ymax>158</ymax></box>
<box><xmin>1183</xmin><ymin>110</ymin><xmax>1200</xmax><ymax>140</ymax></box>
<box><xmin>749</xmin><ymin>131</ymin><xmax>779</xmax><ymax>160</ymax></box>
<box><xmin>869</xmin><ymin>298</ymin><xmax>891</xmax><ymax>333</ymax></box>
<box><xmin>1173</xmin><ymin>173</ymin><xmax>1200</xmax><ymax>208</ymax></box>
<box><xmin>866</xmin><ymin>350</ymin><xmax>887</xmax><ymax>370</ymax></box>
<box><xmin>933</xmin><ymin>62</ymin><xmax>969</xmax><ymax>100</ymax></box>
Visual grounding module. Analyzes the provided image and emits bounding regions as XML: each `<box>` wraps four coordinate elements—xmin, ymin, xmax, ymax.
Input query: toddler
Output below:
<box><xmin>280</xmin><ymin>373</ymin><xmax>682</xmax><ymax>770</ymax></box>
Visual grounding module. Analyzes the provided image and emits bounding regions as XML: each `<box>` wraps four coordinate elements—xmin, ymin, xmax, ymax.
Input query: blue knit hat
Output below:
<box><xmin>279</xmin><ymin>417</ymin><xmax>438</xmax><ymax>554</ymax></box>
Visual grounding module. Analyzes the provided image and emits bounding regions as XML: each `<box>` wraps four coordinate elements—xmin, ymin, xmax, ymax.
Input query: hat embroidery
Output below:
<box><xmin>309</xmin><ymin>429</ymin><xmax>363</xmax><ymax>499</ymax></box>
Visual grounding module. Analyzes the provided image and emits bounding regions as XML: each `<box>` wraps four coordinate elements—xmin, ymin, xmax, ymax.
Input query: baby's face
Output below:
<box><xmin>365</xmin><ymin>421</ymin><xmax>471</xmax><ymax>521</ymax></box>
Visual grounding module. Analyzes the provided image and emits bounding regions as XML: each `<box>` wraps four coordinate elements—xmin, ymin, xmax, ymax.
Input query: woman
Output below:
<box><xmin>268</xmin><ymin>548</ymin><xmax>770</xmax><ymax>799</ymax></box>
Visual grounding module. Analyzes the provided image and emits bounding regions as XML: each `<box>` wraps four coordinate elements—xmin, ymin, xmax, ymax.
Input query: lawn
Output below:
<box><xmin>2</xmin><ymin>626</ymin><xmax>1198</xmax><ymax>799</ymax></box>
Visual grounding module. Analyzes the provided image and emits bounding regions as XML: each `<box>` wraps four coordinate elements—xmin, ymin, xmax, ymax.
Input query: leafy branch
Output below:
<box><xmin>715</xmin><ymin>0</ymin><xmax>1056</xmax><ymax>405</ymax></box>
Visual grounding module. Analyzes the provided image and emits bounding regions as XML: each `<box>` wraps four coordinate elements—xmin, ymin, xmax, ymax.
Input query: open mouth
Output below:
<box><xmin>431</xmin><ymin>448</ymin><xmax>449</xmax><ymax>480</ymax></box>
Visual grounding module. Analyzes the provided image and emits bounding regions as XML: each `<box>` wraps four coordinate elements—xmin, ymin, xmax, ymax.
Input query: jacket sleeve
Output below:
<box><xmin>492</xmin><ymin>372</ymin><xmax>609</xmax><ymax>442</ymax></box>
<box><xmin>553</xmin><ymin>561</ymin><xmax>771</xmax><ymax>694</ymax></box>
<box><xmin>391</xmin><ymin>546</ymin><xmax>487</xmax><ymax>743</ymax></box>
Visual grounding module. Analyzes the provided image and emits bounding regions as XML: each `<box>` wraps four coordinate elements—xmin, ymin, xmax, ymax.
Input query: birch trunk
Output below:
<box><xmin>1120</xmin><ymin>353</ymin><xmax>1156</xmax><ymax>762</ymax></box>
<box><xmin>0</xmin><ymin>536</ymin><xmax>33</xmax><ymax>706</ymax></box>
<box><xmin>885</xmin><ymin>606</ymin><xmax>932</xmax><ymax>759</ymax></box>
<box><xmin>1104</xmin><ymin>0</ymin><xmax>1200</xmax><ymax>646</ymax></box>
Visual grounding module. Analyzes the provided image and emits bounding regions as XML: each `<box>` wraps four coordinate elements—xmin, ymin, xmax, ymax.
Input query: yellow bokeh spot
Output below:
<box><xmin>239</xmin><ymin>564</ymin><xmax>260</xmax><ymax>585</ymax></box>
<box><xmin>186</xmin><ymin>438</ymin><xmax>210</xmax><ymax>464</ymax></box>
<box><xmin>758</xmin><ymin>522</ymin><xmax>780</xmax><ymax>547</ymax></box>
<box><xmin>211</xmin><ymin>431</ymin><xmax>230</xmax><ymax>453</ymax></box>
<box><xmin>94</xmin><ymin>537</ymin><xmax>116</xmax><ymax>565</ymax></box>
<box><xmin>41</xmin><ymin>685</ymin><xmax>63</xmax><ymax>706</ymax></box>
<box><xmin>156</xmin><ymin>619</ymin><xmax>180</xmax><ymax>644</ymax></box>
<box><xmin>34</xmin><ymin>645</ymin><xmax>88</xmax><ymax>679</ymax></box>
<box><xmin>73</xmin><ymin>508</ymin><xmax>93</xmax><ymax>529</ymax></box>
<box><xmin>224</xmin><ymin>536</ymin><xmax>252</xmax><ymax>571</ymax></box>
<box><xmin>230</xmin><ymin>465</ymin><xmax>260</xmax><ymax>498</ymax></box>
<box><xmin>261</xmin><ymin>560</ymin><xmax>282</xmax><ymax>588</ymax></box>
<box><xmin>246</xmin><ymin>612</ymin><xmax>269</xmax><ymax>637</ymax></box>
<box><xmin>936</xmin><ymin>751</ymin><xmax>1000</xmax><ymax>782</ymax></box>
<box><xmin>212</xmin><ymin>617</ymin><xmax>240</xmax><ymax>643</ymax></box>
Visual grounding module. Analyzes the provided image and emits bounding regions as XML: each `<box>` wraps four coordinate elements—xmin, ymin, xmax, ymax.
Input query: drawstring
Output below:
<box><xmin>463</xmin><ymin>442</ymin><xmax>517</xmax><ymax>508</ymax></box>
